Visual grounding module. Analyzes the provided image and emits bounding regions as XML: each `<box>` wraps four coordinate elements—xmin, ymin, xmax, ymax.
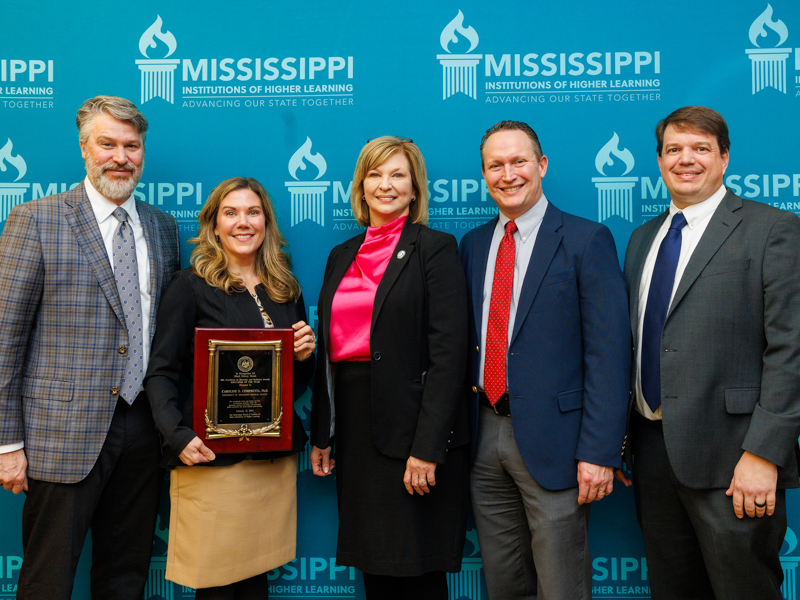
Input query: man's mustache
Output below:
<box><xmin>101</xmin><ymin>162</ymin><xmax>136</xmax><ymax>173</ymax></box>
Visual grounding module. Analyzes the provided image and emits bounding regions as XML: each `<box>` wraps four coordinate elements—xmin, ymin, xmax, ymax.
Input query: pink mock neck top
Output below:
<box><xmin>329</xmin><ymin>215</ymin><xmax>408</xmax><ymax>361</ymax></box>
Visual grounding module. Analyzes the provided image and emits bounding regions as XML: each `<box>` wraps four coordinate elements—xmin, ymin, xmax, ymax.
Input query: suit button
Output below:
<box><xmin>476</xmin><ymin>346</ymin><xmax>479</xmax><ymax>352</ymax></box>
<box><xmin>472</xmin><ymin>386</ymin><xmax>478</xmax><ymax>393</ymax></box>
<box><xmin>118</xmin><ymin>346</ymin><xmax>127</xmax><ymax>355</ymax></box>
<box><xmin>373</xmin><ymin>352</ymin><xmax>381</xmax><ymax>361</ymax></box>
<box><xmin>110</xmin><ymin>387</ymin><xmax>120</xmax><ymax>395</ymax></box>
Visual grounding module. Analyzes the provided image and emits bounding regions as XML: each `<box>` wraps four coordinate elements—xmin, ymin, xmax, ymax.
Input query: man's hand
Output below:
<box><xmin>178</xmin><ymin>437</ymin><xmax>216</xmax><ymax>466</ymax></box>
<box><xmin>577</xmin><ymin>461</ymin><xmax>614</xmax><ymax>504</ymax></box>
<box><xmin>311</xmin><ymin>446</ymin><xmax>335</xmax><ymax>476</ymax></box>
<box><xmin>726</xmin><ymin>451</ymin><xmax>778</xmax><ymax>519</ymax></box>
<box><xmin>0</xmin><ymin>449</ymin><xmax>28</xmax><ymax>494</ymax></box>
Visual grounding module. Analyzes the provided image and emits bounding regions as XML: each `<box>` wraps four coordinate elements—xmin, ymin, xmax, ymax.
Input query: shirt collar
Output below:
<box><xmin>83</xmin><ymin>176</ymin><xmax>140</xmax><ymax>226</ymax></box>
<box><xmin>498</xmin><ymin>195</ymin><xmax>549</xmax><ymax>243</ymax></box>
<box><xmin>668</xmin><ymin>185</ymin><xmax>726</xmax><ymax>229</ymax></box>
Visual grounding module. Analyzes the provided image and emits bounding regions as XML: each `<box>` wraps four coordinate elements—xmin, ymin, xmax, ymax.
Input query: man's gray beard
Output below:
<box><xmin>85</xmin><ymin>155</ymin><xmax>143</xmax><ymax>202</ymax></box>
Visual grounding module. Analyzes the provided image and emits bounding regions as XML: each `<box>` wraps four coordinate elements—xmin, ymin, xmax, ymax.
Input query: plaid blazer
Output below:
<box><xmin>0</xmin><ymin>183</ymin><xmax>180</xmax><ymax>483</ymax></box>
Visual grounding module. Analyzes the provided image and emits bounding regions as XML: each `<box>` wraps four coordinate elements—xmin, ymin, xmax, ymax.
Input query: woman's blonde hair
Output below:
<box><xmin>351</xmin><ymin>137</ymin><xmax>429</xmax><ymax>227</ymax></box>
<box><xmin>190</xmin><ymin>177</ymin><xmax>300</xmax><ymax>302</ymax></box>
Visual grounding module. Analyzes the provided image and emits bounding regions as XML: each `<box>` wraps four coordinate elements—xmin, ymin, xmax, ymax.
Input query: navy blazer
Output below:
<box><xmin>460</xmin><ymin>201</ymin><xmax>630</xmax><ymax>490</ymax></box>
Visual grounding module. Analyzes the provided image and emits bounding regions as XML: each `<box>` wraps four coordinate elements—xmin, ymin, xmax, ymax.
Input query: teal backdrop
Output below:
<box><xmin>1</xmin><ymin>1</ymin><xmax>799</xmax><ymax>598</ymax></box>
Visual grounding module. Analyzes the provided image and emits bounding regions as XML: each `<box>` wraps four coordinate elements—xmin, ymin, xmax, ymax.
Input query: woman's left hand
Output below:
<box><xmin>404</xmin><ymin>456</ymin><xmax>437</xmax><ymax>495</ymax></box>
<box><xmin>292</xmin><ymin>321</ymin><xmax>316</xmax><ymax>362</ymax></box>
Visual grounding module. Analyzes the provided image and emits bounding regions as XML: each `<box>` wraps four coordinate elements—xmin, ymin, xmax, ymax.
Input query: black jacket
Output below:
<box><xmin>310</xmin><ymin>219</ymin><xmax>469</xmax><ymax>464</ymax></box>
<box><xmin>145</xmin><ymin>269</ymin><xmax>314</xmax><ymax>468</ymax></box>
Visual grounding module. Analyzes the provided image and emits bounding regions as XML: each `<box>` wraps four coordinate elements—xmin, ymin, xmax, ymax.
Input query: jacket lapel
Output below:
<box><xmin>471</xmin><ymin>218</ymin><xmax>496</xmax><ymax>339</ymax></box>
<box><xmin>371</xmin><ymin>220</ymin><xmax>418</xmax><ymax>334</ymax></box>
<box><xmin>63</xmin><ymin>184</ymin><xmax>126</xmax><ymax>326</ymax></box>
<box><xmin>667</xmin><ymin>190</ymin><xmax>742</xmax><ymax>319</ymax></box>
<box><xmin>510</xmin><ymin>202</ymin><xmax>563</xmax><ymax>345</ymax></box>
<box><xmin>628</xmin><ymin>213</ymin><xmax>667</xmax><ymax>338</ymax></box>
<box><xmin>137</xmin><ymin>202</ymin><xmax>160</xmax><ymax>341</ymax></box>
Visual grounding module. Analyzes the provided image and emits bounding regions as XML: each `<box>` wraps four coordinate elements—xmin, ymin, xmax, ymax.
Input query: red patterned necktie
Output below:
<box><xmin>485</xmin><ymin>220</ymin><xmax>517</xmax><ymax>405</ymax></box>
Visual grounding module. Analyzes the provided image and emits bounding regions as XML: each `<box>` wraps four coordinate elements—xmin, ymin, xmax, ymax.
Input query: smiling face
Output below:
<box><xmin>80</xmin><ymin>113</ymin><xmax>144</xmax><ymax>205</ymax></box>
<box><xmin>213</xmin><ymin>188</ymin><xmax>266</xmax><ymax>266</ymax></box>
<box><xmin>658</xmin><ymin>124</ymin><xmax>729</xmax><ymax>209</ymax></box>
<box><xmin>362</xmin><ymin>151</ymin><xmax>415</xmax><ymax>226</ymax></box>
<box><xmin>481</xmin><ymin>129</ymin><xmax>548</xmax><ymax>220</ymax></box>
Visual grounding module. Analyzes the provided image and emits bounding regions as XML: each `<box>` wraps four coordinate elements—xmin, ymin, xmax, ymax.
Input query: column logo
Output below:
<box><xmin>135</xmin><ymin>15</ymin><xmax>180</xmax><ymax>104</ymax></box>
<box><xmin>437</xmin><ymin>11</ymin><xmax>482</xmax><ymax>100</ymax></box>
<box><xmin>745</xmin><ymin>4</ymin><xmax>792</xmax><ymax>94</ymax></box>
<box><xmin>447</xmin><ymin>528</ymin><xmax>483</xmax><ymax>599</ymax></box>
<box><xmin>286</xmin><ymin>137</ymin><xmax>329</xmax><ymax>227</ymax></box>
<box><xmin>0</xmin><ymin>138</ymin><xmax>29</xmax><ymax>224</ymax></box>
<box><xmin>782</xmin><ymin>527</ymin><xmax>799</xmax><ymax>600</ymax></box>
<box><xmin>592</xmin><ymin>133</ymin><xmax>636</xmax><ymax>224</ymax></box>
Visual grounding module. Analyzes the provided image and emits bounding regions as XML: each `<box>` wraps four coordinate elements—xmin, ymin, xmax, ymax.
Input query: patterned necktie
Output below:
<box><xmin>112</xmin><ymin>207</ymin><xmax>144</xmax><ymax>404</ymax></box>
<box><xmin>641</xmin><ymin>211</ymin><xmax>687</xmax><ymax>412</ymax></box>
<box><xmin>484</xmin><ymin>220</ymin><xmax>517</xmax><ymax>405</ymax></box>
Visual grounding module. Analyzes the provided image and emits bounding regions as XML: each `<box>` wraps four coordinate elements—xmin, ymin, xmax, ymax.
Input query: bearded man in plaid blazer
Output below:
<box><xmin>0</xmin><ymin>96</ymin><xmax>180</xmax><ymax>599</ymax></box>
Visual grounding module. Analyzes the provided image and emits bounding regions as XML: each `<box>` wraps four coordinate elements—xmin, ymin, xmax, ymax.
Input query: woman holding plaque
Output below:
<box><xmin>309</xmin><ymin>137</ymin><xmax>469</xmax><ymax>600</ymax></box>
<box><xmin>145</xmin><ymin>176</ymin><xmax>316</xmax><ymax>599</ymax></box>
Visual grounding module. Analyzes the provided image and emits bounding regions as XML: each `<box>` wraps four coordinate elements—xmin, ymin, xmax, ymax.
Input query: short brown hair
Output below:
<box><xmin>480</xmin><ymin>120</ymin><xmax>543</xmax><ymax>168</ymax></box>
<box><xmin>190</xmin><ymin>177</ymin><xmax>300</xmax><ymax>302</ymax></box>
<box><xmin>76</xmin><ymin>96</ymin><xmax>149</xmax><ymax>144</ymax></box>
<box><xmin>655</xmin><ymin>106</ymin><xmax>730</xmax><ymax>155</ymax></box>
<box><xmin>351</xmin><ymin>137</ymin><xmax>429</xmax><ymax>227</ymax></box>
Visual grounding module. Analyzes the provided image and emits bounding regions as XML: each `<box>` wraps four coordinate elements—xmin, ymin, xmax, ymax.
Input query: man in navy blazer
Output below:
<box><xmin>0</xmin><ymin>96</ymin><xmax>180</xmax><ymax>599</ymax></box>
<box><xmin>460</xmin><ymin>121</ymin><xmax>630</xmax><ymax>599</ymax></box>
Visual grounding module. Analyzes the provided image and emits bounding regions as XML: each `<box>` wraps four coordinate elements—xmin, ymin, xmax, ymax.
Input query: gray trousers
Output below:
<box><xmin>470</xmin><ymin>405</ymin><xmax>591</xmax><ymax>600</ymax></box>
<box><xmin>631</xmin><ymin>412</ymin><xmax>786</xmax><ymax>600</ymax></box>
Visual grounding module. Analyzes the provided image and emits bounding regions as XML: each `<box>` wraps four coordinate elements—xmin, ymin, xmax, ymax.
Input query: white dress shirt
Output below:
<box><xmin>634</xmin><ymin>185</ymin><xmax>726</xmax><ymax>419</ymax></box>
<box><xmin>478</xmin><ymin>196</ymin><xmax>549</xmax><ymax>390</ymax></box>
<box><xmin>0</xmin><ymin>178</ymin><xmax>151</xmax><ymax>453</ymax></box>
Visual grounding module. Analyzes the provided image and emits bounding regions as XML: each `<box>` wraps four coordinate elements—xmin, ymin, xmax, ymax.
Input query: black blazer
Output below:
<box><xmin>145</xmin><ymin>268</ymin><xmax>315</xmax><ymax>468</ymax></box>
<box><xmin>310</xmin><ymin>219</ymin><xmax>469</xmax><ymax>464</ymax></box>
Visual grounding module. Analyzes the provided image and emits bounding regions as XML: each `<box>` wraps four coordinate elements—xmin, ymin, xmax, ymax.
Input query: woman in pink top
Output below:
<box><xmin>310</xmin><ymin>137</ymin><xmax>470</xmax><ymax>600</ymax></box>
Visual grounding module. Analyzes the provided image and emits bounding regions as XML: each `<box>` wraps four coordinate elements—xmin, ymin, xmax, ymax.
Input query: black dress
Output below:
<box><xmin>310</xmin><ymin>219</ymin><xmax>470</xmax><ymax>577</ymax></box>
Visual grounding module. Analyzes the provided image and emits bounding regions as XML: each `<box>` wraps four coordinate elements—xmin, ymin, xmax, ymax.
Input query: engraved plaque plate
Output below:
<box><xmin>193</xmin><ymin>328</ymin><xmax>293</xmax><ymax>453</ymax></box>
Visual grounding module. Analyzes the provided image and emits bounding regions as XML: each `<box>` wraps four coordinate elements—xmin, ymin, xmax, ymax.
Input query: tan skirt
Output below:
<box><xmin>165</xmin><ymin>455</ymin><xmax>297</xmax><ymax>589</ymax></box>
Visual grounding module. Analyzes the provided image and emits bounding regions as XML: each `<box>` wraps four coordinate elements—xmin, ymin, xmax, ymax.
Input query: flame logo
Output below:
<box><xmin>595</xmin><ymin>133</ymin><xmax>634</xmax><ymax>176</ymax></box>
<box><xmin>139</xmin><ymin>15</ymin><xmax>177</xmax><ymax>58</ymax></box>
<box><xmin>440</xmin><ymin>10</ymin><xmax>479</xmax><ymax>53</ymax></box>
<box><xmin>294</xmin><ymin>389</ymin><xmax>312</xmax><ymax>420</ymax></box>
<box><xmin>465</xmin><ymin>528</ymin><xmax>480</xmax><ymax>557</ymax></box>
<box><xmin>783</xmin><ymin>527</ymin><xmax>797</xmax><ymax>556</ymax></box>
<box><xmin>749</xmin><ymin>4</ymin><xmax>788</xmax><ymax>47</ymax></box>
<box><xmin>288</xmin><ymin>137</ymin><xmax>327</xmax><ymax>181</ymax></box>
<box><xmin>0</xmin><ymin>139</ymin><xmax>27</xmax><ymax>182</ymax></box>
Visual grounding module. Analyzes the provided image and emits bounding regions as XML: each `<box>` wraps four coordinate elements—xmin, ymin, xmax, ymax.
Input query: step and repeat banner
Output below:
<box><xmin>1</xmin><ymin>1</ymin><xmax>799</xmax><ymax>598</ymax></box>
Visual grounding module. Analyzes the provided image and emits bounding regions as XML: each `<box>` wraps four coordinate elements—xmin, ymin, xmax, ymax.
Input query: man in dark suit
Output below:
<box><xmin>619</xmin><ymin>106</ymin><xmax>800</xmax><ymax>599</ymax></box>
<box><xmin>459</xmin><ymin>120</ymin><xmax>630</xmax><ymax>599</ymax></box>
<box><xmin>0</xmin><ymin>96</ymin><xmax>180</xmax><ymax>599</ymax></box>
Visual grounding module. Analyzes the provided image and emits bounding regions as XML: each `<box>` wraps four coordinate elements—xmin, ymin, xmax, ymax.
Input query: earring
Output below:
<box><xmin>215</xmin><ymin>235</ymin><xmax>220</xmax><ymax>242</ymax></box>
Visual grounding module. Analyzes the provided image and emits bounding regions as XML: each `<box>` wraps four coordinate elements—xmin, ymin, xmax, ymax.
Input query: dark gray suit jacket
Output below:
<box><xmin>623</xmin><ymin>189</ymin><xmax>800</xmax><ymax>490</ymax></box>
